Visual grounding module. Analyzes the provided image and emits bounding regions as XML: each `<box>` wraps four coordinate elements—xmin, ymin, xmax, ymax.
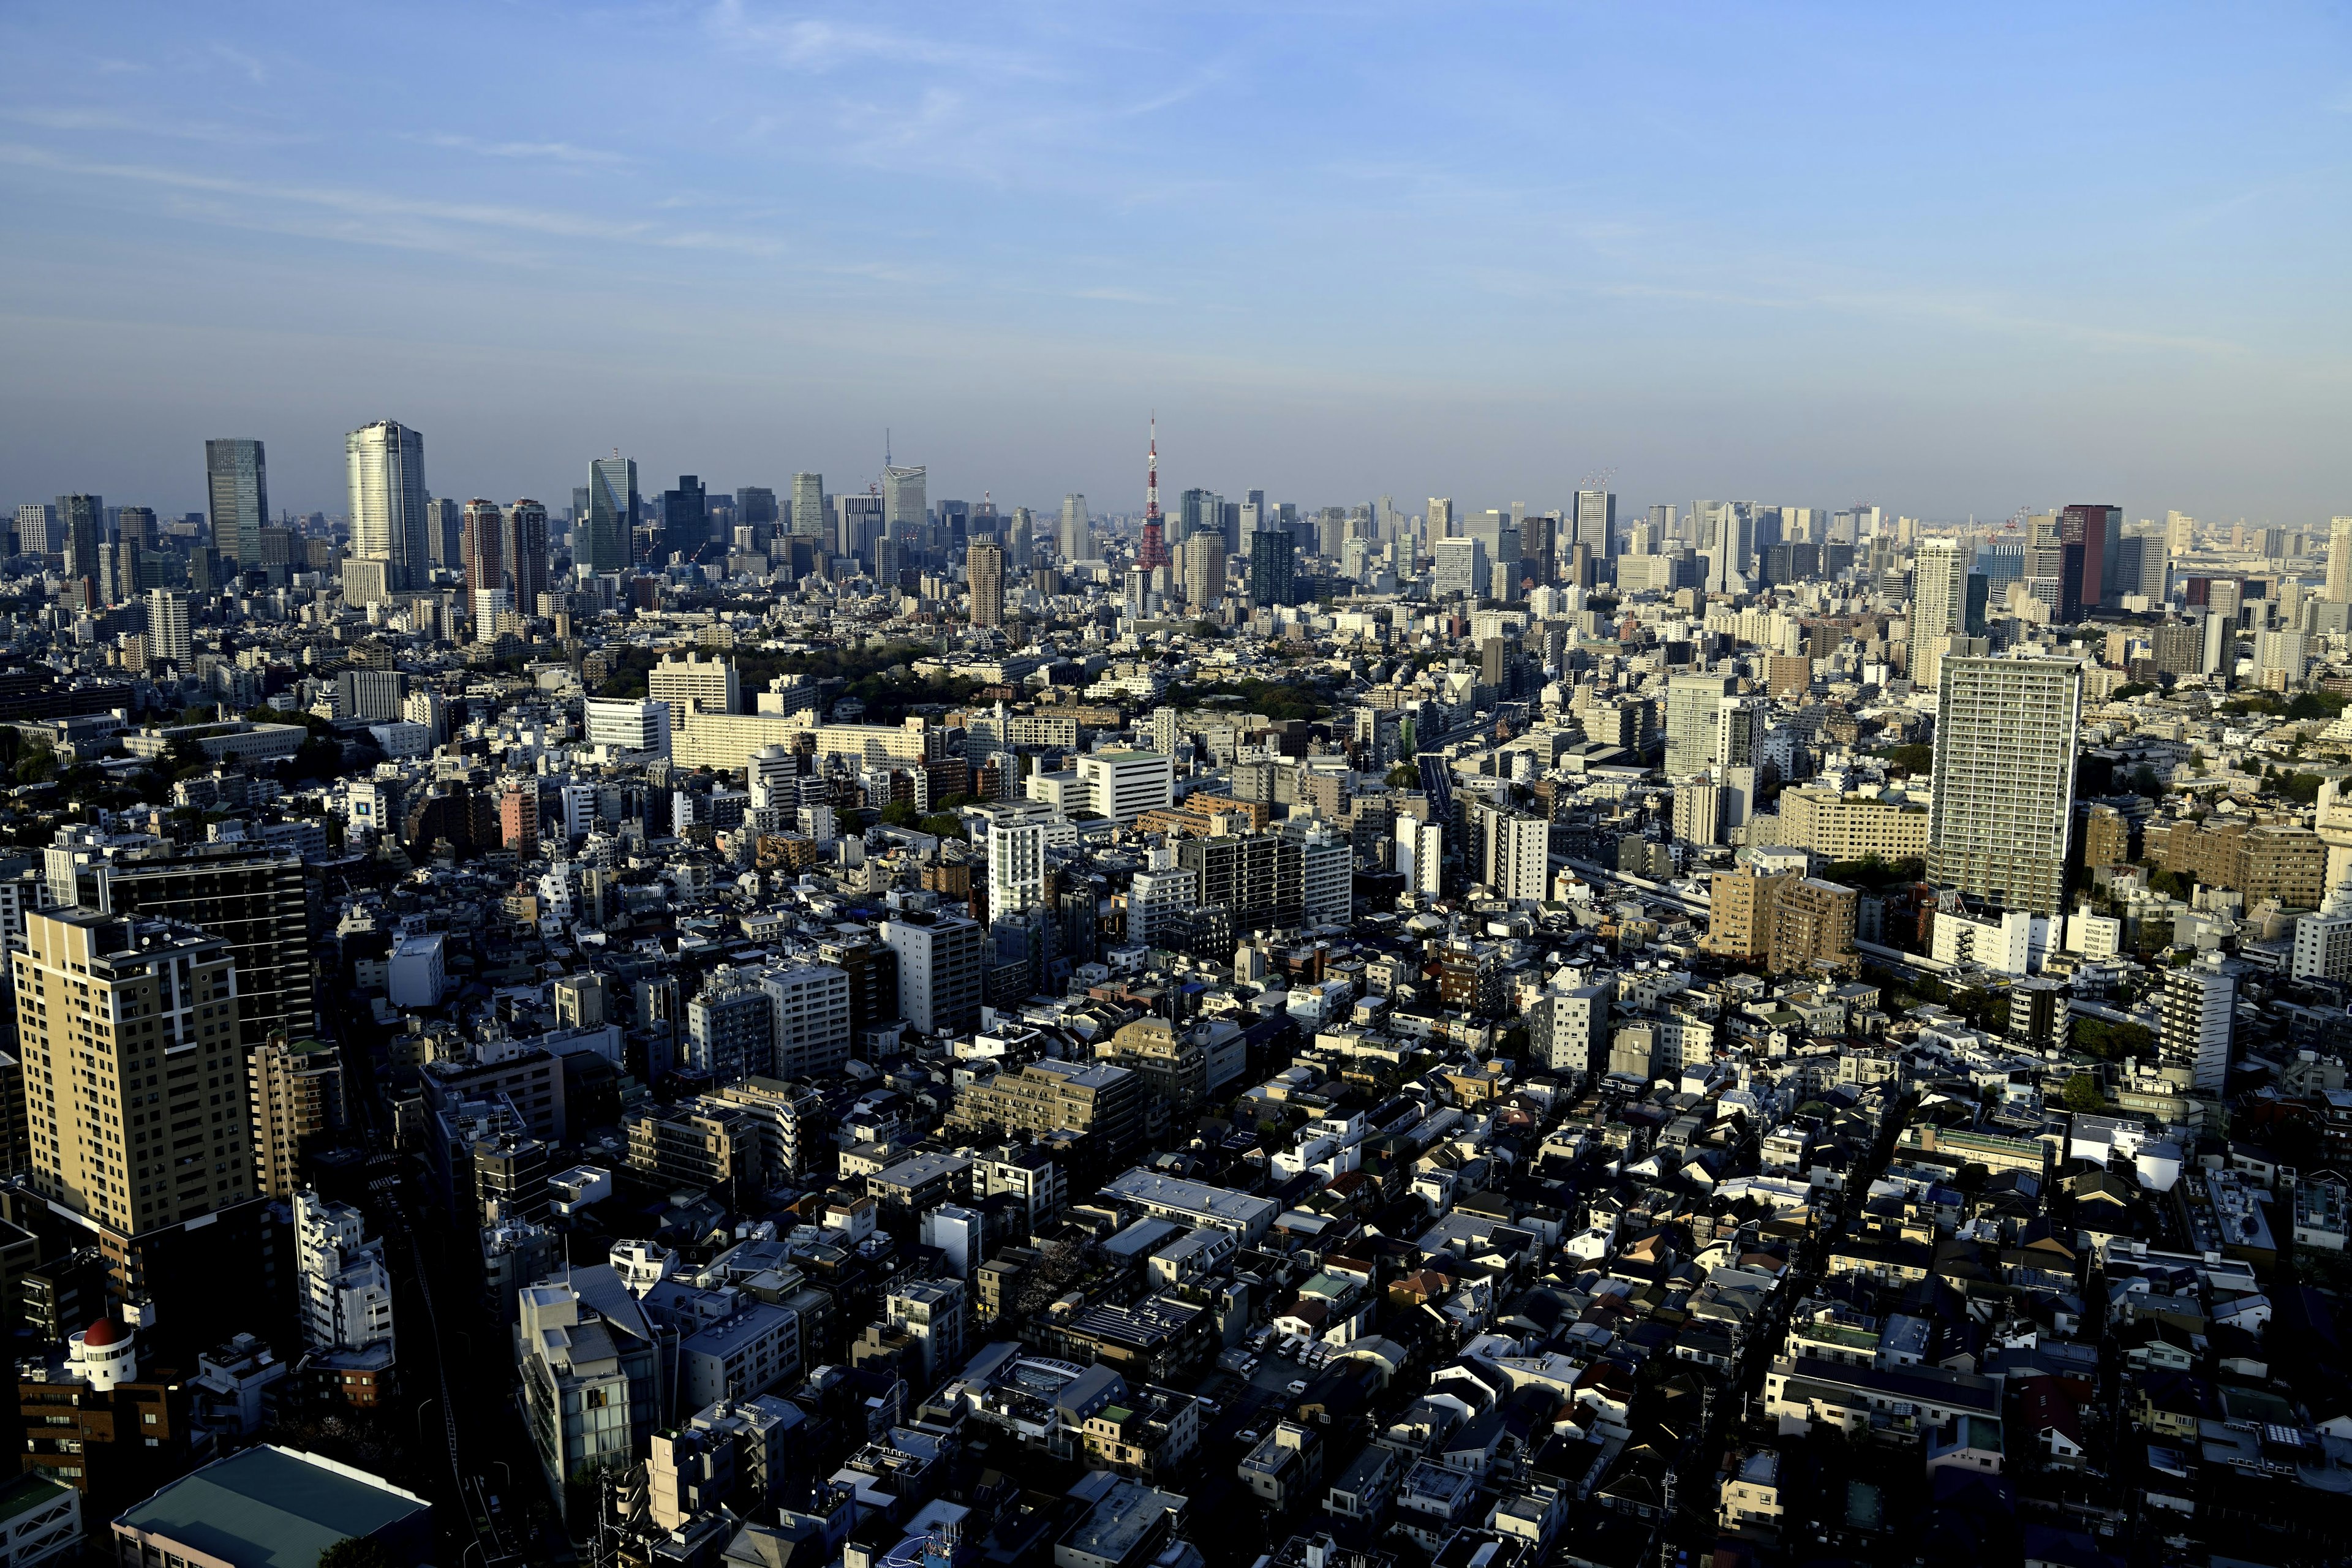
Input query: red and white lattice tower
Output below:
<box><xmin>1136</xmin><ymin>415</ymin><xmax>1170</xmax><ymax>571</ymax></box>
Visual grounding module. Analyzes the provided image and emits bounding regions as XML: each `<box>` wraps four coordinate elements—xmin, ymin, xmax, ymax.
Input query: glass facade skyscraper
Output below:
<box><xmin>583</xmin><ymin>454</ymin><xmax>636</xmax><ymax>575</ymax></box>
<box><xmin>883</xmin><ymin>465</ymin><xmax>926</xmax><ymax>538</ymax></box>
<box><xmin>205</xmin><ymin>439</ymin><xmax>269</xmax><ymax>568</ymax></box>
<box><xmin>345</xmin><ymin>420</ymin><xmax>428</xmax><ymax>589</ymax></box>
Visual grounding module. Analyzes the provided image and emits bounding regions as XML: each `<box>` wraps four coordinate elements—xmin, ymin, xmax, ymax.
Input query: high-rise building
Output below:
<box><xmin>15</xmin><ymin>502</ymin><xmax>53</xmax><ymax>555</ymax></box>
<box><xmin>249</xmin><ymin>1036</ymin><xmax>345</xmax><ymax>1202</ymax></box>
<box><xmin>663</xmin><ymin>475</ymin><xmax>707</xmax><ymax>559</ymax></box>
<box><xmin>145</xmin><ymin>589</ymin><xmax>190</xmax><ymax>665</ymax></box>
<box><xmin>460</xmin><ymin>499</ymin><xmax>503</xmax><ymax>624</ymax></box>
<box><xmin>968</xmin><ymin>540</ymin><xmax>1005</xmax><ymax>629</ymax></box>
<box><xmin>759</xmin><ymin>963</ymin><xmax>853</xmax><ymax>1078</ymax></box>
<box><xmin>1183</xmin><ymin>531</ymin><xmax>1222</xmax><ymax>611</ymax></box>
<box><xmin>1574</xmin><ymin>489</ymin><xmax>1615</xmax><ymax>560</ymax></box>
<box><xmin>504</xmin><ymin>498</ymin><xmax>550</xmax><ymax>614</ymax></box>
<box><xmin>2158</xmin><ymin>956</ymin><xmax>2235</xmax><ymax>1091</ymax></box>
<box><xmin>584</xmin><ymin>454</ymin><xmax>637</xmax><ymax>575</ymax></box>
<box><xmin>1910</xmin><ymin>538</ymin><xmax>1973</xmax><ymax>690</ymax></box>
<box><xmin>345</xmin><ymin>420</ymin><xmax>429</xmax><ymax>589</ymax></box>
<box><xmin>1248</xmin><ymin>527</ymin><xmax>1295</xmax><ymax>608</ymax></box>
<box><xmin>2062</xmin><ymin>502</ymin><xmax>2121</xmax><ymax>612</ymax></box>
<box><xmin>1664</xmin><ymin>674</ymin><xmax>1733</xmax><ymax>778</ymax></box>
<box><xmin>789</xmin><ymin>472</ymin><xmax>825</xmax><ymax>540</ymax></box>
<box><xmin>880</xmin><ymin>911</ymin><xmax>983</xmax><ymax>1037</ymax></box>
<box><xmin>1059</xmin><ymin>494</ymin><xmax>1090</xmax><ymax>561</ymax></box>
<box><xmin>649</xmin><ymin>652</ymin><xmax>739</xmax><ymax>732</ymax></box>
<box><xmin>2328</xmin><ymin>516</ymin><xmax>2352</xmax><ymax>603</ymax></box>
<box><xmin>205</xmin><ymin>440</ymin><xmax>268</xmax><ymax>568</ymax></box>
<box><xmin>1927</xmin><ymin>657</ymin><xmax>2082</xmax><ymax>916</ymax></box>
<box><xmin>56</xmin><ymin>494</ymin><xmax>102</xmax><ymax>605</ymax></box>
<box><xmin>1431</xmin><ymin>537</ymin><xmax>1484</xmax><ymax>600</ymax></box>
<box><xmin>15</xmin><ymin>909</ymin><xmax>249</xmax><ymax>1235</ymax></box>
<box><xmin>50</xmin><ymin>844</ymin><xmax>315</xmax><ymax>1052</ymax></box>
<box><xmin>423</xmin><ymin>497</ymin><xmax>462</xmax><ymax>568</ymax></box>
<box><xmin>883</xmin><ymin>465</ymin><xmax>927</xmax><ymax>537</ymax></box>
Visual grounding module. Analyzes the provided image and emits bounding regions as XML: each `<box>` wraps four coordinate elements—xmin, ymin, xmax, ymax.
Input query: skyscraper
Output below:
<box><xmin>791</xmin><ymin>473</ymin><xmax>826</xmax><ymax>540</ymax></box>
<box><xmin>584</xmin><ymin>454</ymin><xmax>637</xmax><ymax>575</ymax></box>
<box><xmin>15</xmin><ymin>908</ymin><xmax>250</xmax><ymax>1235</ymax></box>
<box><xmin>15</xmin><ymin>502</ymin><xmax>53</xmax><ymax>555</ymax></box>
<box><xmin>1927</xmin><ymin>656</ymin><xmax>2082</xmax><ymax>916</ymax></box>
<box><xmin>1059</xmin><ymin>494</ymin><xmax>1090</xmax><ymax>561</ymax></box>
<box><xmin>1248</xmin><ymin>527</ymin><xmax>1295</xmax><ymax>608</ymax></box>
<box><xmin>662</xmin><ymin>475</ymin><xmax>707</xmax><ymax>559</ymax></box>
<box><xmin>1183</xmin><ymin>531</ymin><xmax>1222</xmax><ymax>612</ymax></box>
<box><xmin>967</xmin><ymin>540</ymin><xmax>1005</xmax><ymax>629</ymax></box>
<box><xmin>56</xmin><ymin>493</ymin><xmax>103</xmax><ymax>606</ymax></box>
<box><xmin>1574</xmin><ymin>489</ymin><xmax>1616</xmax><ymax>560</ymax></box>
<box><xmin>145</xmin><ymin>589</ymin><xmax>190</xmax><ymax>665</ymax></box>
<box><xmin>736</xmin><ymin>486</ymin><xmax>778</xmax><ymax>541</ymax></box>
<box><xmin>204</xmin><ymin>439</ymin><xmax>268</xmax><ymax>568</ymax></box>
<box><xmin>461</xmin><ymin>499</ymin><xmax>503</xmax><ymax>623</ymax></box>
<box><xmin>1910</xmin><ymin>538</ymin><xmax>1972</xmax><ymax>691</ymax></box>
<box><xmin>883</xmin><ymin>465</ymin><xmax>927</xmax><ymax>538</ymax></box>
<box><xmin>2328</xmin><ymin>516</ymin><xmax>2352</xmax><ymax>603</ymax></box>
<box><xmin>345</xmin><ymin>420</ymin><xmax>429</xmax><ymax>589</ymax></box>
<box><xmin>2062</xmin><ymin>502</ymin><xmax>2121</xmax><ymax>612</ymax></box>
<box><xmin>505</xmin><ymin>499</ymin><xmax>550</xmax><ymax>615</ymax></box>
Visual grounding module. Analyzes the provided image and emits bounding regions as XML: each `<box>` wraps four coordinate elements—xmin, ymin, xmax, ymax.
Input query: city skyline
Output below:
<box><xmin>4</xmin><ymin>3</ymin><xmax>2349</xmax><ymax>519</ymax></box>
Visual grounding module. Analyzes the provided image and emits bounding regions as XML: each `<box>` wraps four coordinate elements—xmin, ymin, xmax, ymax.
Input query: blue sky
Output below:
<box><xmin>2</xmin><ymin>1</ymin><xmax>2347</xmax><ymax>525</ymax></box>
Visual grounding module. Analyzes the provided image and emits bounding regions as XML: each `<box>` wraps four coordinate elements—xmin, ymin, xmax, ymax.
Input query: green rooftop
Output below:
<box><xmin>113</xmin><ymin>1446</ymin><xmax>428</xmax><ymax>1568</ymax></box>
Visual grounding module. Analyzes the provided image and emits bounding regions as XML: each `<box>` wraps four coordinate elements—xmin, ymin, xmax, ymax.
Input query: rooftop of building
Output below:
<box><xmin>113</xmin><ymin>1446</ymin><xmax>428</xmax><ymax>1566</ymax></box>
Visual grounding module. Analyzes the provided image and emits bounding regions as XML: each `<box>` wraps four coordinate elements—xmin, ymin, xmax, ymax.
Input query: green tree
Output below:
<box><xmin>918</xmin><ymin>812</ymin><xmax>967</xmax><ymax>839</ymax></box>
<box><xmin>878</xmin><ymin>801</ymin><xmax>919</xmax><ymax>827</ymax></box>
<box><xmin>1882</xmin><ymin>743</ymin><xmax>1933</xmax><ymax>774</ymax></box>
<box><xmin>317</xmin><ymin>1539</ymin><xmax>399</xmax><ymax>1568</ymax></box>
<box><xmin>2060</xmin><ymin>1074</ymin><xmax>2105</xmax><ymax>1113</ymax></box>
<box><xmin>1386</xmin><ymin>763</ymin><xmax>1418</xmax><ymax>788</ymax></box>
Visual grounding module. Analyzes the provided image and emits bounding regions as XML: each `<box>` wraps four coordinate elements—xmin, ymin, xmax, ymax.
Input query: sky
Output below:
<box><xmin>2</xmin><ymin>1</ymin><xmax>2348</xmax><ymax>527</ymax></box>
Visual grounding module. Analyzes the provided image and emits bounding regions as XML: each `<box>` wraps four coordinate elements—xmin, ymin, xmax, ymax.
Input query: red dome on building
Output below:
<box><xmin>81</xmin><ymin>1317</ymin><xmax>125</xmax><ymax>1348</ymax></box>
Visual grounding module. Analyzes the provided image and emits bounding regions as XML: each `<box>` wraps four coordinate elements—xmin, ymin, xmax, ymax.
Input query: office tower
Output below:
<box><xmin>249</xmin><ymin>1036</ymin><xmax>345</xmax><ymax>1201</ymax></box>
<box><xmin>1184</xmin><ymin>531</ymin><xmax>1222</xmax><ymax>611</ymax></box>
<box><xmin>968</xmin><ymin>540</ymin><xmax>1005</xmax><ymax>628</ymax></box>
<box><xmin>1910</xmin><ymin>538</ymin><xmax>1972</xmax><ymax>690</ymax></box>
<box><xmin>583</xmin><ymin>454</ymin><xmax>637</xmax><ymax>575</ymax></box>
<box><xmin>1007</xmin><ymin>506</ymin><xmax>1034</xmax><ymax>571</ymax></box>
<box><xmin>1428</xmin><ymin>498</ymin><xmax>1453</xmax><ymax>537</ymax></box>
<box><xmin>883</xmin><ymin>464</ymin><xmax>927</xmax><ymax>537</ymax></box>
<box><xmin>345</xmin><ymin>420</ymin><xmax>428</xmax><ymax>589</ymax></box>
<box><xmin>145</xmin><ymin>590</ymin><xmax>190</xmax><ymax>665</ymax></box>
<box><xmin>1059</xmin><ymin>494</ymin><xmax>1090</xmax><ymax>560</ymax></box>
<box><xmin>16</xmin><ymin>908</ymin><xmax>247</xmax><ymax>1235</ymax></box>
<box><xmin>736</xmin><ymin>486</ymin><xmax>778</xmax><ymax>543</ymax></box>
<box><xmin>663</xmin><ymin>475</ymin><xmax>707</xmax><ymax>558</ymax></box>
<box><xmin>1077</xmin><ymin>750</ymin><xmax>1175</xmax><ymax>823</ymax></box>
<box><xmin>1432</xmin><ymin>537</ymin><xmax>1484</xmax><ymax>600</ymax></box>
<box><xmin>2159</xmin><ymin>956</ymin><xmax>2235</xmax><ymax>1091</ymax></box>
<box><xmin>57</xmin><ymin>494</ymin><xmax>102</xmax><ymax>604</ymax></box>
<box><xmin>503</xmin><ymin>499</ymin><xmax>550</xmax><ymax>615</ymax></box>
<box><xmin>1927</xmin><ymin>657</ymin><xmax>2082</xmax><ymax>916</ymax></box>
<box><xmin>15</xmin><ymin>502</ymin><xmax>53</xmax><ymax>555</ymax></box>
<box><xmin>2328</xmin><ymin>517</ymin><xmax>2352</xmax><ymax>603</ymax></box>
<box><xmin>788</xmin><ymin>472</ymin><xmax>824</xmax><ymax>540</ymax></box>
<box><xmin>116</xmin><ymin>507</ymin><xmax>154</xmax><ymax>551</ymax></box>
<box><xmin>423</xmin><ymin>497</ymin><xmax>462</xmax><ymax>567</ymax></box>
<box><xmin>880</xmin><ymin>911</ymin><xmax>984</xmax><ymax>1036</ymax></box>
<box><xmin>2064</xmin><ymin>502</ymin><xmax>2122</xmax><ymax>611</ymax></box>
<box><xmin>460</xmin><ymin>499</ymin><xmax>503</xmax><ymax>624</ymax></box>
<box><xmin>837</xmin><ymin>492</ymin><xmax>883</xmax><ymax>565</ymax></box>
<box><xmin>649</xmin><ymin>651</ymin><xmax>739</xmax><ymax>731</ymax></box>
<box><xmin>1248</xmin><ymin>527</ymin><xmax>1295</xmax><ymax>608</ymax></box>
<box><xmin>53</xmin><ymin>846</ymin><xmax>315</xmax><ymax>1052</ymax></box>
<box><xmin>1177</xmin><ymin>487</ymin><xmax>1213</xmax><ymax>546</ymax></box>
<box><xmin>1574</xmin><ymin>489</ymin><xmax>1616</xmax><ymax>559</ymax></box>
<box><xmin>204</xmin><ymin>439</ymin><xmax>268</xmax><ymax>567</ymax></box>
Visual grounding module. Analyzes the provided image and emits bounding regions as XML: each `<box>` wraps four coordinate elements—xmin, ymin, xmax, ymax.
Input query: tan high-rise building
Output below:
<box><xmin>2165</xmin><ymin>510</ymin><xmax>2195</xmax><ymax>561</ymax></box>
<box><xmin>1702</xmin><ymin>863</ymin><xmax>1792</xmax><ymax>961</ymax></box>
<box><xmin>249</xmin><ymin>1034</ymin><xmax>345</xmax><ymax>1200</ymax></box>
<box><xmin>648</xmin><ymin>650</ymin><xmax>740</xmax><ymax>733</ymax></box>
<box><xmin>14</xmin><ymin>909</ymin><xmax>248</xmax><ymax>1237</ymax></box>
<box><xmin>968</xmin><ymin>541</ymin><xmax>1005</xmax><ymax>629</ymax></box>
<box><xmin>1910</xmin><ymin>537</ymin><xmax>1971</xmax><ymax>691</ymax></box>
<box><xmin>2328</xmin><ymin>516</ymin><xmax>2352</xmax><ymax>603</ymax></box>
<box><xmin>1768</xmin><ymin>878</ymin><xmax>1860</xmax><ymax>976</ymax></box>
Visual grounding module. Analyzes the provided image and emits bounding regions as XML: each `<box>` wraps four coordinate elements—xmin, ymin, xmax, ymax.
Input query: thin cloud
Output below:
<box><xmin>410</xmin><ymin>132</ymin><xmax>636</xmax><ymax>168</ymax></box>
<box><xmin>2</xmin><ymin>105</ymin><xmax>301</xmax><ymax>147</ymax></box>
<box><xmin>208</xmin><ymin>43</ymin><xmax>268</xmax><ymax>85</ymax></box>
<box><xmin>704</xmin><ymin>0</ymin><xmax>1058</xmax><ymax>80</ymax></box>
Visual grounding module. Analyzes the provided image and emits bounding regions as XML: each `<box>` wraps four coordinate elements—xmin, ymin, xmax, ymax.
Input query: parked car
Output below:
<box><xmin>1286</xmin><ymin>1379</ymin><xmax>1310</xmax><ymax>1396</ymax></box>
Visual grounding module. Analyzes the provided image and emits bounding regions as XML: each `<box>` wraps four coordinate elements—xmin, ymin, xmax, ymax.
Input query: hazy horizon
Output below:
<box><xmin>4</xmin><ymin>2</ymin><xmax>2346</xmax><ymax>526</ymax></box>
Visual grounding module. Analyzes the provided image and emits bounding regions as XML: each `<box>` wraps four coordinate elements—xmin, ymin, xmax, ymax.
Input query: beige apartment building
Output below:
<box><xmin>1777</xmin><ymin>788</ymin><xmax>1930</xmax><ymax>864</ymax></box>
